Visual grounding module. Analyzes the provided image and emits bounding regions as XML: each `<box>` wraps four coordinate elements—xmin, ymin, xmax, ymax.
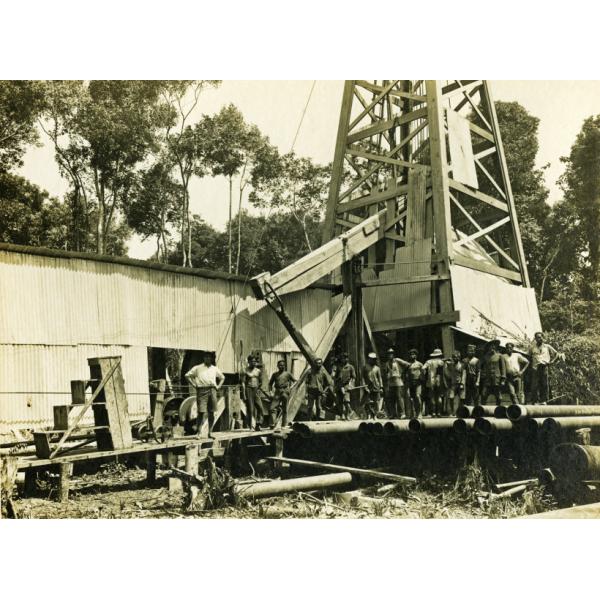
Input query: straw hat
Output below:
<box><xmin>430</xmin><ymin>348</ymin><xmax>443</xmax><ymax>358</ymax></box>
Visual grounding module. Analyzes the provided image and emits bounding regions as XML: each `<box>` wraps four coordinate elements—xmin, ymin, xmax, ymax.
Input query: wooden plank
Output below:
<box><xmin>346</xmin><ymin>148</ymin><xmax>431</xmax><ymax>172</ymax></box>
<box><xmin>447</xmin><ymin>109</ymin><xmax>478</xmax><ymax>188</ymax></box>
<box><xmin>481</xmin><ymin>81</ymin><xmax>531</xmax><ymax>287</ymax></box>
<box><xmin>322</xmin><ymin>81</ymin><xmax>356</xmax><ymax>244</ymax></box>
<box><xmin>453</xmin><ymin>254</ymin><xmax>522</xmax><ymax>282</ymax></box>
<box><xmin>336</xmin><ymin>182</ymin><xmax>408</xmax><ymax>215</ymax></box>
<box><xmin>347</xmin><ymin>107</ymin><xmax>428</xmax><ymax>145</ymax></box>
<box><xmin>355</xmin><ymin>80</ymin><xmax>427</xmax><ymax>103</ymax></box>
<box><xmin>349</xmin><ymin>80</ymin><xmax>400</xmax><ymax>130</ymax></box>
<box><xmin>450</xmin><ymin>192</ymin><xmax>520</xmax><ymax>270</ymax></box>
<box><xmin>266</xmin><ymin>456</ymin><xmax>417</xmax><ymax>484</ymax></box>
<box><xmin>361</xmin><ymin>274</ymin><xmax>449</xmax><ymax>288</ymax></box>
<box><xmin>468</xmin><ymin>120</ymin><xmax>495</xmax><ymax>143</ymax></box>
<box><xmin>58</xmin><ymin>462</ymin><xmax>72</xmax><ymax>503</ymax></box>
<box><xmin>48</xmin><ymin>358</ymin><xmax>121</xmax><ymax>459</ymax></box>
<box><xmin>53</xmin><ymin>406</ymin><xmax>70</xmax><ymax>431</ymax></box>
<box><xmin>405</xmin><ymin>169</ymin><xmax>428</xmax><ymax>244</ymax></box>
<box><xmin>371</xmin><ymin>310</ymin><xmax>460</xmax><ymax>333</ymax></box>
<box><xmin>285</xmin><ymin>296</ymin><xmax>352</xmax><ymax>423</ymax></box>
<box><xmin>253</xmin><ymin>210</ymin><xmax>385</xmax><ymax>298</ymax></box>
<box><xmin>454</xmin><ymin>216</ymin><xmax>511</xmax><ymax>248</ymax></box>
<box><xmin>449</xmin><ymin>178</ymin><xmax>508</xmax><ymax>212</ymax></box>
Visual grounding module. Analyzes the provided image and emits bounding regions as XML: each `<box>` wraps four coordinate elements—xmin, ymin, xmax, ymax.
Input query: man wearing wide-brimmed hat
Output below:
<box><xmin>422</xmin><ymin>349</ymin><xmax>446</xmax><ymax>416</ymax></box>
<box><xmin>383</xmin><ymin>348</ymin><xmax>411</xmax><ymax>419</ymax></box>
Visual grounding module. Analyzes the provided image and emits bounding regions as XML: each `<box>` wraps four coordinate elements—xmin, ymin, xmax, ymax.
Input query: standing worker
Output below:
<box><xmin>463</xmin><ymin>344</ymin><xmax>481</xmax><ymax>406</ymax></box>
<box><xmin>502</xmin><ymin>342</ymin><xmax>529</xmax><ymax>404</ymax></box>
<box><xmin>405</xmin><ymin>349</ymin><xmax>424</xmax><ymax>418</ymax></box>
<box><xmin>422</xmin><ymin>349</ymin><xmax>446</xmax><ymax>417</ymax></box>
<box><xmin>305</xmin><ymin>357</ymin><xmax>333</xmax><ymax>420</ymax></box>
<box><xmin>444</xmin><ymin>350</ymin><xmax>466</xmax><ymax>416</ymax></box>
<box><xmin>185</xmin><ymin>352</ymin><xmax>225</xmax><ymax>439</ymax></box>
<box><xmin>268</xmin><ymin>359</ymin><xmax>296</xmax><ymax>427</ymax></box>
<box><xmin>529</xmin><ymin>332</ymin><xmax>564</xmax><ymax>404</ymax></box>
<box><xmin>243</xmin><ymin>355</ymin><xmax>265</xmax><ymax>430</ymax></box>
<box><xmin>480</xmin><ymin>339</ymin><xmax>506</xmax><ymax>406</ymax></box>
<box><xmin>335</xmin><ymin>352</ymin><xmax>357</xmax><ymax>421</ymax></box>
<box><xmin>384</xmin><ymin>348</ymin><xmax>410</xmax><ymax>419</ymax></box>
<box><xmin>362</xmin><ymin>352</ymin><xmax>384</xmax><ymax>419</ymax></box>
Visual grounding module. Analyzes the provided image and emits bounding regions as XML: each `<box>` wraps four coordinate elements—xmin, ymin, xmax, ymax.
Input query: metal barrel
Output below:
<box><xmin>507</xmin><ymin>404</ymin><xmax>600</xmax><ymax>422</ymax></box>
<box><xmin>543</xmin><ymin>416</ymin><xmax>600</xmax><ymax>434</ymax></box>
<box><xmin>494</xmin><ymin>405</ymin><xmax>508</xmax><ymax>419</ymax></box>
<box><xmin>408</xmin><ymin>418</ymin><xmax>456</xmax><ymax>433</ymax></box>
<box><xmin>456</xmin><ymin>405</ymin><xmax>475</xmax><ymax>419</ymax></box>
<box><xmin>474</xmin><ymin>417</ymin><xmax>514</xmax><ymax>435</ymax></box>
<box><xmin>472</xmin><ymin>405</ymin><xmax>498</xmax><ymax>419</ymax></box>
<box><xmin>236</xmin><ymin>472</ymin><xmax>353</xmax><ymax>499</ymax></box>
<box><xmin>383</xmin><ymin>420</ymin><xmax>411</xmax><ymax>435</ymax></box>
<box><xmin>453</xmin><ymin>418</ymin><xmax>474</xmax><ymax>434</ymax></box>
<box><xmin>549</xmin><ymin>443</ymin><xmax>600</xmax><ymax>482</ymax></box>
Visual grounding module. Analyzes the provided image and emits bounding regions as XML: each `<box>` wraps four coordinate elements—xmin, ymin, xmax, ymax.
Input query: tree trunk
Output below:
<box><xmin>236</xmin><ymin>185</ymin><xmax>243</xmax><ymax>275</ymax></box>
<box><xmin>228</xmin><ymin>175</ymin><xmax>233</xmax><ymax>273</ymax></box>
<box><xmin>187</xmin><ymin>205</ymin><xmax>193</xmax><ymax>267</ymax></box>
<box><xmin>97</xmin><ymin>201</ymin><xmax>105</xmax><ymax>254</ymax></box>
<box><xmin>181</xmin><ymin>188</ymin><xmax>187</xmax><ymax>267</ymax></box>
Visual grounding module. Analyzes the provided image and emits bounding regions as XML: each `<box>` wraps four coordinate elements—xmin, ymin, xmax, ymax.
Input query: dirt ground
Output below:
<box><xmin>11</xmin><ymin>461</ymin><xmax>558</xmax><ymax>519</ymax></box>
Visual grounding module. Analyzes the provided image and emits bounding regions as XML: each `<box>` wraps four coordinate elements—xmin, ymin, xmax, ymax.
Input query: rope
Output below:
<box><xmin>290</xmin><ymin>81</ymin><xmax>316</xmax><ymax>152</ymax></box>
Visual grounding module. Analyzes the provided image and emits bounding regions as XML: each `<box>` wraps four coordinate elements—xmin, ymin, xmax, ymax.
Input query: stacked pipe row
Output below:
<box><xmin>292</xmin><ymin>404</ymin><xmax>600</xmax><ymax>439</ymax></box>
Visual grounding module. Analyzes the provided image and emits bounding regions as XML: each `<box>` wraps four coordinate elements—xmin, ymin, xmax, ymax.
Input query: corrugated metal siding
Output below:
<box><xmin>0</xmin><ymin>344</ymin><xmax>149</xmax><ymax>432</ymax></box>
<box><xmin>0</xmin><ymin>250</ymin><xmax>332</xmax><ymax>374</ymax></box>
<box><xmin>451</xmin><ymin>265</ymin><xmax>542</xmax><ymax>343</ymax></box>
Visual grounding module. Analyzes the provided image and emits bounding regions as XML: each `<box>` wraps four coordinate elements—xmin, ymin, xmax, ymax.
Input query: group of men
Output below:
<box><xmin>182</xmin><ymin>331</ymin><xmax>564</xmax><ymax>436</ymax></box>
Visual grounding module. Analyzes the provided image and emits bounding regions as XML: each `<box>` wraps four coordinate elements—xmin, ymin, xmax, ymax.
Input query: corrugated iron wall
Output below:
<box><xmin>0</xmin><ymin>250</ymin><xmax>331</xmax><ymax>370</ymax></box>
<box><xmin>0</xmin><ymin>344</ymin><xmax>149</xmax><ymax>432</ymax></box>
<box><xmin>0</xmin><ymin>249</ymin><xmax>332</xmax><ymax>431</ymax></box>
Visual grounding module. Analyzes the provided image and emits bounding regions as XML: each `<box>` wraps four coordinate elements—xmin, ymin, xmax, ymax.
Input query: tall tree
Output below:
<box><xmin>160</xmin><ymin>81</ymin><xmax>220</xmax><ymax>267</ymax></box>
<box><xmin>204</xmin><ymin>104</ymin><xmax>278</xmax><ymax>274</ymax></box>
<box><xmin>559</xmin><ymin>115</ymin><xmax>600</xmax><ymax>298</ymax></box>
<box><xmin>0</xmin><ymin>80</ymin><xmax>46</xmax><ymax>171</ymax></box>
<box><xmin>41</xmin><ymin>80</ymin><xmax>171</xmax><ymax>254</ymax></box>
<box><xmin>249</xmin><ymin>153</ymin><xmax>331</xmax><ymax>253</ymax></box>
<box><xmin>125</xmin><ymin>162</ymin><xmax>180</xmax><ymax>262</ymax></box>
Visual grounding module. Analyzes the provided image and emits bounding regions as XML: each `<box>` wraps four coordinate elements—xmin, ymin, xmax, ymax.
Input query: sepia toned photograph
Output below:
<box><xmin>3</xmin><ymin>78</ymin><xmax>600</xmax><ymax>521</ymax></box>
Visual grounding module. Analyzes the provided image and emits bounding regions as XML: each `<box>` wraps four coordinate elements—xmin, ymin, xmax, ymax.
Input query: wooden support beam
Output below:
<box><xmin>454</xmin><ymin>216</ymin><xmax>511</xmax><ymax>248</ymax></box>
<box><xmin>371</xmin><ymin>311</ymin><xmax>460</xmax><ymax>333</ymax></box>
<box><xmin>453</xmin><ymin>254</ymin><xmax>522</xmax><ymax>282</ymax></box>
<box><xmin>347</xmin><ymin>108</ymin><xmax>428</xmax><ymax>144</ymax></box>
<box><xmin>336</xmin><ymin>182</ymin><xmax>408</xmax><ymax>215</ymax></box>
<box><xmin>448</xmin><ymin>178</ymin><xmax>509</xmax><ymax>213</ymax></box>
<box><xmin>58</xmin><ymin>462</ymin><xmax>73</xmax><ymax>503</ymax></box>
<box><xmin>361</xmin><ymin>274</ymin><xmax>450</xmax><ymax>287</ymax></box>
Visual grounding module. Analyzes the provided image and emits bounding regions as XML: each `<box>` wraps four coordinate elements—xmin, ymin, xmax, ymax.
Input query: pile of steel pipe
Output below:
<box><xmin>524</xmin><ymin>417</ymin><xmax>547</xmax><ymax>434</ymax></box>
<box><xmin>549</xmin><ymin>443</ymin><xmax>600</xmax><ymax>482</ymax></box>
<box><xmin>383</xmin><ymin>420</ymin><xmax>412</xmax><ymax>435</ymax></box>
<box><xmin>408</xmin><ymin>418</ymin><xmax>456</xmax><ymax>433</ymax></box>
<box><xmin>291</xmin><ymin>421</ymin><xmax>364</xmax><ymax>437</ymax></box>
<box><xmin>452</xmin><ymin>418</ymin><xmax>474</xmax><ymax>434</ymax></box>
<box><xmin>456</xmin><ymin>406</ymin><xmax>475</xmax><ymax>419</ymax></box>
<box><xmin>507</xmin><ymin>404</ymin><xmax>600</xmax><ymax>422</ymax></box>
<box><xmin>236</xmin><ymin>472</ymin><xmax>353</xmax><ymax>499</ymax></box>
<box><xmin>358</xmin><ymin>421</ymin><xmax>384</xmax><ymax>435</ymax></box>
<box><xmin>472</xmin><ymin>405</ymin><xmax>498</xmax><ymax>419</ymax></box>
<box><xmin>474</xmin><ymin>417</ymin><xmax>514</xmax><ymax>436</ymax></box>
<box><xmin>494</xmin><ymin>405</ymin><xmax>508</xmax><ymax>419</ymax></box>
<box><xmin>542</xmin><ymin>416</ymin><xmax>600</xmax><ymax>434</ymax></box>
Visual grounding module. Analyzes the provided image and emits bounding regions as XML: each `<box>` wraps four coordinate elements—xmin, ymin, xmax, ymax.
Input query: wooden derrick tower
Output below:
<box><xmin>323</xmin><ymin>80</ymin><xmax>541</xmax><ymax>370</ymax></box>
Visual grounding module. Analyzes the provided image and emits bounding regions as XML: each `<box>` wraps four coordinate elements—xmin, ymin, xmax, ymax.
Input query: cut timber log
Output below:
<box><xmin>236</xmin><ymin>472</ymin><xmax>353</xmax><ymax>499</ymax></box>
<box><xmin>266</xmin><ymin>456</ymin><xmax>416</xmax><ymax>484</ymax></box>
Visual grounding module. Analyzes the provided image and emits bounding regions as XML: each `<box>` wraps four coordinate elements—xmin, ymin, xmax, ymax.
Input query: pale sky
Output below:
<box><xmin>18</xmin><ymin>80</ymin><xmax>600</xmax><ymax>258</ymax></box>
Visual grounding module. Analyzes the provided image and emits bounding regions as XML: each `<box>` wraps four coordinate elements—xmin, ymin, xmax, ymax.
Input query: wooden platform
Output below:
<box><xmin>15</xmin><ymin>428</ymin><xmax>287</xmax><ymax>470</ymax></box>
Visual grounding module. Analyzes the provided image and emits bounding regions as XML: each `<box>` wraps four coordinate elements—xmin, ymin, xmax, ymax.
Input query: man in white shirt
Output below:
<box><xmin>185</xmin><ymin>352</ymin><xmax>225</xmax><ymax>438</ymax></box>
<box><xmin>502</xmin><ymin>343</ymin><xmax>529</xmax><ymax>404</ymax></box>
<box><xmin>528</xmin><ymin>332</ymin><xmax>564</xmax><ymax>404</ymax></box>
